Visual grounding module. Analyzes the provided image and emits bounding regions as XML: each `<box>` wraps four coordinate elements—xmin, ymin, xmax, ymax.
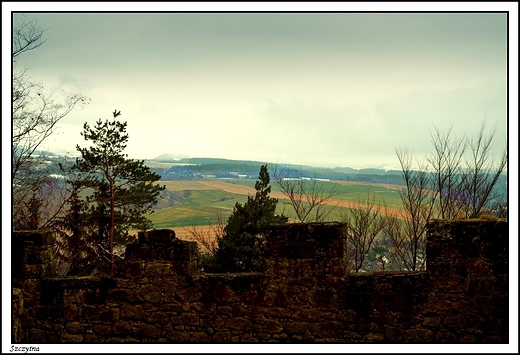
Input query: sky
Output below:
<box><xmin>4</xmin><ymin>4</ymin><xmax>516</xmax><ymax>172</ymax></box>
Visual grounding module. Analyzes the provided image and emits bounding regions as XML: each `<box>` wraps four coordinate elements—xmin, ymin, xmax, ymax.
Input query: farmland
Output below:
<box><xmin>146</xmin><ymin>178</ymin><xmax>406</xmax><ymax>231</ymax></box>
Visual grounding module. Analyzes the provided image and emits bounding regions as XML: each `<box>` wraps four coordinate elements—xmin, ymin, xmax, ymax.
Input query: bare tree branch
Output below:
<box><xmin>390</xmin><ymin>147</ymin><xmax>434</xmax><ymax>271</ymax></box>
<box><xmin>187</xmin><ymin>212</ymin><xmax>226</xmax><ymax>256</ymax></box>
<box><xmin>427</xmin><ymin>124</ymin><xmax>468</xmax><ymax>219</ymax></box>
<box><xmin>272</xmin><ymin>164</ymin><xmax>340</xmax><ymax>222</ymax></box>
<box><xmin>340</xmin><ymin>193</ymin><xmax>385</xmax><ymax>272</ymax></box>
<box><xmin>12</xmin><ymin>16</ymin><xmax>48</xmax><ymax>59</ymax></box>
<box><xmin>461</xmin><ymin>120</ymin><xmax>507</xmax><ymax>218</ymax></box>
<box><xmin>12</xmin><ymin>16</ymin><xmax>90</xmax><ymax>231</ymax></box>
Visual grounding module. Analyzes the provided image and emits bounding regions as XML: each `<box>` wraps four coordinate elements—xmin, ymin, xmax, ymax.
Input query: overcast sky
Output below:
<box><xmin>5</xmin><ymin>5</ymin><xmax>515</xmax><ymax>170</ymax></box>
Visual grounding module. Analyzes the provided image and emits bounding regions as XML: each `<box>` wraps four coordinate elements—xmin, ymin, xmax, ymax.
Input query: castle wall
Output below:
<box><xmin>11</xmin><ymin>220</ymin><xmax>508</xmax><ymax>343</ymax></box>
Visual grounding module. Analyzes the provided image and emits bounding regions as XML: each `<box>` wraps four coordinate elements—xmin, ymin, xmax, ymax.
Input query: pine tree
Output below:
<box><xmin>213</xmin><ymin>165</ymin><xmax>288</xmax><ymax>272</ymax></box>
<box><xmin>25</xmin><ymin>193</ymin><xmax>42</xmax><ymax>230</ymax></box>
<box><xmin>60</xmin><ymin>112</ymin><xmax>164</xmax><ymax>275</ymax></box>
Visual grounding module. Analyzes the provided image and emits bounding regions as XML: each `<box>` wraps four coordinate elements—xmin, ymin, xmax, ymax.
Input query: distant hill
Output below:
<box><xmin>147</xmin><ymin>154</ymin><xmax>506</xmax><ymax>188</ymax></box>
<box><xmin>178</xmin><ymin>157</ymin><xmax>269</xmax><ymax>166</ymax></box>
<box><xmin>147</xmin><ymin>156</ymin><xmax>407</xmax><ymax>185</ymax></box>
<box><xmin>153</xmin><ymin>153</ymin><xmax>190</xmax><ymax>161</ymax></box>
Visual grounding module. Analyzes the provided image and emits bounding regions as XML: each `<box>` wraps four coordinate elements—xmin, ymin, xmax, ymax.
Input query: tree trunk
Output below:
<box><xmin>109</xmin><ymin>178</ymin><xmax>115</xmax><ymax>276</ymax></box>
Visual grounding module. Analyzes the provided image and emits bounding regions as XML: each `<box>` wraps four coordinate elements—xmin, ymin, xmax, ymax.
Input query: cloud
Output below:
<box><xmin>9</xmin><ymin>12</ymin><xmax>508</xmax><ymax>168</ymax></box>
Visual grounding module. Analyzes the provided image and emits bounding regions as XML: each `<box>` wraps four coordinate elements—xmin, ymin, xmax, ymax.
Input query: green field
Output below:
<box><xmin>147</xmin><ymin>178</ymin><xmax>405</xmax><ymax>229</ymax></box>
<box><xmin>150</xmin><ymin>189</ymin><xmax>248</xmax><ymax>228</ymax></box>
<box><xmin>226</xmin><ymin>178</ymin><xmax>404</xmax><ymax>209</ymax></box>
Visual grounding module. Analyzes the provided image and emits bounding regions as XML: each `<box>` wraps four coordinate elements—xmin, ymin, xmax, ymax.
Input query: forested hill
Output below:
<box><xmin>150</xmin><ymin>157</ymin><xmax>407</xmax><ymax>185</ymax></box>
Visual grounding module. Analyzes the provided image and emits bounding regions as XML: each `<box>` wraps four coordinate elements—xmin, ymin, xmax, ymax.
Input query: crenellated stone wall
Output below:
<box><xmin>11</xmin><ymin>220</ymin><xmax>508</xmax><ymax>343</ymax></box>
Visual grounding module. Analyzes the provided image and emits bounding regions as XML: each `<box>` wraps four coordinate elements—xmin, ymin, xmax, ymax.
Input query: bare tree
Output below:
<box><xmin>385</xmin><ymin>119</ymin><xmax>507</xmax><ymax>271</ymax></box>
<box><xmin>427</xmin><ymin>125</ymin><xmax>468</xmax><ymax>219</ymax></box>
<box><xmin>13</xmin><ymin>172</ymin><xmax>70</xmax><ymax>230</ymax></box>
<box><xmin>340</xmin><ymin>193</ymin><xmax>385</xmax><ymax>272</ymax></box>
<box><xmin>386</xmin><ymin>148</ymin><xmax>435</xmax><ymax>271</ymax></box>
<box><xmin>12</xmin><ymin>16</ymin><xmax>90</xmax><ymax>230</ymax></box>
<box><xmin>187</xmin><ymin>212</ymin><xmax>226</xmax><ymax>256</ymax></box>
<box><xmin>426</xmin><ymin>120</ymin><xmax>506</xmax><ymax>220</ymax></box>
<box><xmin>272</xmin><ymin>165</ymin><xmax>339</xmax><ymax>222</ymax></box>
<box><xmin>12</xmin><ymin>16</ymin><xmax>47</xmax><ymax>59</ymax></box>
<box><xmin>381</xmin><ymin>214</ymin><xmax>409</xmax><ymax>271</ymax></box>
<box><xmin>460</xmin><ymin>120</ymin><xmax>507</xmax><ymax>218</ymax></box>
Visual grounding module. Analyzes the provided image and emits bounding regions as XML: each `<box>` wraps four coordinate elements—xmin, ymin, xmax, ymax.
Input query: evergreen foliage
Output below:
<box><xmin>58</xmin><ymin>114</ymin><xmax>164</xmax><ymax>275</ymax></box>
<box><xmin>212</xmin><ymin>165</ymin><xmax>288</xmax><ymax>272</ymax></box>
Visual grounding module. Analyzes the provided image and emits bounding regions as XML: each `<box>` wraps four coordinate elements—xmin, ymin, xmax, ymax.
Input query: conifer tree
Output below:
<box><xmin>213</xmin><ymin>165</ymin><xmax>288</xmax><ymax>272</ymax></box>
<box><xmin>60</xmin><ymin>111</ymin><xmax>164</xmax><ymax>275</ymax></box>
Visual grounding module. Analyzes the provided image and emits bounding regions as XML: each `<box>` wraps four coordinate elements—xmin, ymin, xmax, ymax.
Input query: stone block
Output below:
<box><xmin>106</xmin><ymin>336</ymin><xmax>139</xmax><ymax>343</ymax></box>
<box><xmin>84</xmin><ymin>334</ymin><xmax>99</xmax><ymax>342</ymax></box>
<box><xmin>263</xmin><ymin>319</ymin><xmax>284</xmax><ymax>334</ymax></box>
<box><xmin>338</xmin><ymin>309</ymin><xmax>359</xmax><ymax>323</ymax></box>
<box><xmin>99</xmin><ymin>307</ymin><xmax>120</xmax><ymax>322</ymax></box>
<box><xmin>136</xmin><ymin>284</ymin><xmax>162</xmax><ymax>303</ymax></box>
<box><xmin>404</xmin><ymin>328</ymin><xmax>434</xmax><ymax>342</ymax></box>
<box><xmin>310</xmin><ymin>321</ymin><xmax>343</xmax><ymax>338</ymax></box>
<box><xmin>311</xmin><ymin>288</ymin><xmax>336</xmax><ymax>308</ymax></box>
<box><xmin>113</xmin><ymin>321</ymin><xmax>134</xmax><ymax>335</ymax></box>
<box><xmin>28</xmin><ymin>329</ymin><xmax>46</xmax><ymax>343</ymax></box>
<box><xmin>148</xmin><ymin>312</ymin><xmax>170</xmax><ymax>324</ymax></box>
<box><xmin>265</xmin><ymin>241</ymin><xmax>316</xmax><ymax>259</ymax></box>
<box><xmin>191</xmin><ymin>331</ymin><xmax>210</xmax><ymax>342</ymax></box>
<box><xmin>65</xmin><ymin>321</ymin><xmax>91</xmax><ymax>334</ymax></box>
<box><xmin>145</xmin><ymin>261</ymin><xmax>172</xmax><ymax>276</ymax></box>
<box><xmin>171</xmin><ymin>260</ymin><xmax>196</xmax><ymax>275</ymax></box>
<box><xmin>165</xmin><ymin>329</ymin><xmax>191</xmax><ymax>342</ymax></box>
<box><xmin>385</xmin><ymin>326</ymin><xmax>403</xmax><ymax>341</ymax></box>
<box><xmin>291</xmin><ymin>308</ymin><xmax>321</xmax><ymax>322</ymax></box>
<box><xmin>422</xmin><ymin>317</ymin><xmax>441</xmax><ymax>329</ymax></box>
<box><xmin>93</xmin><ymin>324</ymin><xmax>113</xmax><ymax>335</ymax></box>
<box><xmin>107</xmin><ymin>288</ymin><xmax>135</xmax><ymax>302</ymax></box>
<box><xmin>138</xmin><ymin>229</ymin><xmax>176</xmax><ymax>243</ymax></box>
<box><xmin>80</xmin><ymin>305</ymin><xmax>98</xmax><ymax>320</ymax></box>
<box><xmin>435</xmin><ymin>329</ymin><xmax>458</xmax><ymax>342</ymax></box>
<box><xmin>180</xmin><ymin>313</ymin><xmax>200</xmax><ymax>326</ymax></box>
<box><xmin>212</xmin><ymin>331</ymin><xmax>231</xmax><ymax>342</ymax></box>
<box><xmin>13</xmin><ymin>230</ymin><xmax>57</xmax><ymax>246</ymax></box>
<box><xmin>135</xmin><ymin>323</ymin><xmax>161</xmax><ymax>338</ymax></box>
<box><xmin>224</xmin><ymin>317</ymin><xmax>253</xmax><ymax>331</ymax></box>
<box><xmin>121</xmin><ymin>304</ymin><xmax>145</xmax><ymax>320</ymax></box>
<box><xmin>61</xmin><ymin>333</ymin><xmax>84</xmax><ymax>342</ymax></box>
<box><xmin>124</xmin><ymin>244</ymin><xmax>153</xmax><ymax>260</ymax></box>
<box><xmin>211</xmin><ymin>282</ymin><xmax>238</xmax><ymax>303</ymax></box>
<box><xmin>366</xmin><ymin>332</ymin><xmax>385</xmax><ymax>342</ymax></box>
<box><xmin>271</xmin><ymin>333</ymin><xmax>289</xmax><ymax>342</ymax></box>
<box><xmin>286</xmin><ymin>321</ymin><xmax>308</xmax><ymax>335</ymax></box>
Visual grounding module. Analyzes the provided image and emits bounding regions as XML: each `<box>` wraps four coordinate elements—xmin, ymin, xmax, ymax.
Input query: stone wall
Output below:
<box><xmin>12</xmin><ymin>288</ymin><xmax>23</xmax><ymax>343</ymax></box>
<box><xmin>11</xmin><ymin>220</ymin><xmax>508</xmax><ymax>343</ymax></box>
